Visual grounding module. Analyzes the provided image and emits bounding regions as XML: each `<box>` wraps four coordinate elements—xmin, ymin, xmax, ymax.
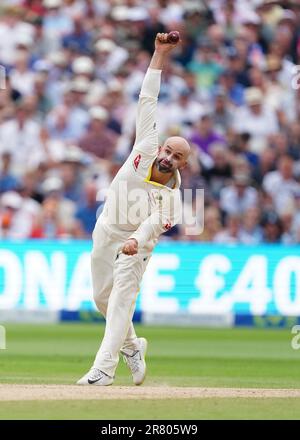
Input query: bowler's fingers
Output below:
<box><xmin>156</xmin><ymin>33</ymin><xmax>168</xmax><ymax>43</ymax></box>
<box><xmin>122</xmin><ymin>245</ymin><xmax>135</xmax><ymax>255</ymax></box>
<box><xmin>128</xmin><ymin>248</ymin><xmax>138</xmax><ymax>255</ymax></box>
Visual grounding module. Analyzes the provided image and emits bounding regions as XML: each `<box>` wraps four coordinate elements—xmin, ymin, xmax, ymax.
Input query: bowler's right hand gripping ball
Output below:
<box><xmin>167</xmin><ymin>31</ymin><xmax>180</xmax><ymax>44</ymax></box>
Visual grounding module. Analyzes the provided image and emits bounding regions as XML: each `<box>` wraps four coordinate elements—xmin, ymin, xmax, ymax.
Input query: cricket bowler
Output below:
<box><xmin>77</xmin><ymin>32</ymin><xmax>190</xmax><ymax>386</ymax></box>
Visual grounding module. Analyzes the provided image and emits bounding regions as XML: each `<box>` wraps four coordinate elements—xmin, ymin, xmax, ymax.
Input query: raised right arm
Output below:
<box><xmin>133</xmin><ymin>33</ymin><xmax>180</xmax><ymax>156</ymax></box>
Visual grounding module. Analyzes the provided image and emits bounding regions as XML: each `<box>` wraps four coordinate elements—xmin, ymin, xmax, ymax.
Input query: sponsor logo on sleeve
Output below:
<box><xmin>133</xmin><ymin>154</ymin><xmax>141</xmax><ymax>171</ymax></box>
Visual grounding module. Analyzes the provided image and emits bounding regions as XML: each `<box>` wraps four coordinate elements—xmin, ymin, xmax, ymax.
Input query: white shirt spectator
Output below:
<box><xmin>239</xmin><ymin>227</ymin><xmax>263</xmax><ymax>245</ymax></box>
<box><xmin>62</xmin><ymin>0</ymin><xmax>86</xmax><ymax>17</ymax></box>
<box><xmin>9</xmin><ymin>68</ymin><xmax>35</xmax><ymax>96</ymax></box>
<box><xmin>159</xmin><ymin>95</ymin><xmax>205</xmax><ymax>136</ymax></box>
<box><xmin>263</xmin><ymin>170</ymin><xmax>300</xmax><ymax>213</ymax></box>
<box><xmin>214</xmin><ymin>230</ymin><xmax>239</xmax><ymax>244</ymax></box>
<box><xmin>211</xmin><ymin>0</ymin><xmax>256</xmax><ymax>26</ymax></box>
<box><xmin>0</xmin><ymin>119</ymin><xmax>45</xmax><ymax>177</ymax></box>
<box><xmin>220</xmin><ymin>184</ymin><xmax>258</xmax><ymax>216</ymax></box>
<box><xmin>159</xmin><ymin>1</ymin><xmax>184</xmax><ymax>25</ymax></box>
<box><xmin>43</xmin><ymin>9</ymin><xmax>73</xmax><ymax>52</ymax></box>
<box><xmin>46</xmin><ymin>104</ymin><xmax>89</xmax><ymax>142</ymax></box>
<box><xmin>232</xmin><ymin>105</ymin><xmax>279</xmax><ymax>153</ymax></box>
<box><xmin>95</xmin><ymin>39</ymin><xmax>129</xmax><ymax>76</ymax></box>
<box><xmin>0</xmin><ymin>20</ymin><xmax>34</xmax><ymax>65</ymax></box>
<box><xmin>0</xmin><ymin>191</ymin><xmax>37</xmax><ymax>239</ymax></box>
<box><xmin>124</xmin><ymin>70</ymin><xmax>145</xmax><ymax>100</ymax></box>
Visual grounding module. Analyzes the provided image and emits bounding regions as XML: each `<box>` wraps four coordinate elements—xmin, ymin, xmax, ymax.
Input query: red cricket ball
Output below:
<box><xmin>167</xmin><ymin>31</ymin><xmax>180</xmax><ymax>44</ymax></box>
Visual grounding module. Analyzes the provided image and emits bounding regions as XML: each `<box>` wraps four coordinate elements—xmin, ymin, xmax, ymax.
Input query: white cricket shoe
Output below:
<box><xmin>122</xmin><ymin>337</ymin><xmax>148</xmax><ymax>386</ymax></box>
<box><xmin>76</xmin><ymin>368</ymin><xmax>114</xmax><ymax>386</ymax></box>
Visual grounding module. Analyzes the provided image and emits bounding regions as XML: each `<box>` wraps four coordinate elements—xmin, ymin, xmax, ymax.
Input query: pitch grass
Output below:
<box><xmin>0</xmin><ymin>324</ymin><xmax>300</xmax><ymax>419</ymax></box>
<box><xmin>1</xmin><ymin>398</ymin><xmax>300</xmax><ymax>420</ymax></box>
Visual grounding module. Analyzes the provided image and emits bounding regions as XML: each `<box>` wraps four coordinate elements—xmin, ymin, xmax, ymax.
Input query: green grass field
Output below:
<box><xmin>0</xmin><ymin>323</ymin><xmax>300</xmax><ymax>419</ymax></box>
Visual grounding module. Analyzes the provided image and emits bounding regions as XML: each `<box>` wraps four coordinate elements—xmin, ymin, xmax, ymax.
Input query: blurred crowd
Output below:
<box><xmin>0</xmin><ymin>0</ymin><xmax>299</xmax><ymax>243</ymax></box>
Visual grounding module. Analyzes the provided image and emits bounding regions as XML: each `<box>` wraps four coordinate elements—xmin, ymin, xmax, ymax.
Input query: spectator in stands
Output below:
<box><xmin>46</xmin><ymin>104</ymin><xmax>75</xmax><ymax>141</ymax></box>
<box><xmin>280</xmin><ymin>208</ymin><xmax>295</xmax><ymax>245</ymax></box>
<box><xmin>42</xmin><ymin>0</ymin><xmax>73</xmax><ymax>52</ymax></box>
<box><xmin>38</xmin><ymin>175</ymin><xmax>79</xmax><ymax>236</ymax></box>
<box><xmin>190</xmin><ymin>114</ymin><xmax>226</xmax><ymax>157</ymax></box>
<box><xmin>211</xmin><ymin>86</ymin><xmax>234</xmax><ymax>134</ymax></box>
<box><xmin>9</xmin><ymin>41</ymin><xmax>35</xmax><ymax>96</ymax></box>
<box><xmin>0</xmin><ymin>0</ymin><xmax>298</xmax><ymax>245</ymax></box>
<box><xmin>141</xmin><ymin>5</ymin><xmax>166</xmax><ymax>55</ymax></box>
<box><xmin>31</xmin><ymin>196</ymin><xmax>81</xmax><ymax>238</ymax></box>
<box><xmin>0</xmin><ymin>190</ymin><xmax>35</xmax><ymax>239</ymax></box>
<box><xmin>75</xmin><ymin>180</ymin><xmax>102</xmax><ymax>237</ymax></box>
<box><xmin>288</xmin><ymin>122</ymin><xmax>300</xmax><ymax>160</ymax></box>
<box><xmin>187</xmin><ymin>37</ymin><xmax>223</xmax><ymax>95</ymax></box>
<box><xmin>199</xmin><ymin>206</ymin><xmax>222</xmax><ymax>242</ymax></box>
<box><xmin>239</xmin><ymin>207</ymin><xmax>263</xmax><ymax>245</ymax></box>
<box><xmin>71</xmin><ymin>56</ymin><xmax>106</xmax><ymax>108</ymax></box>
<box><xmin>33</xmin><ymin>73</ymin><xmax>53</xmax><ymax>116</ymax></box>
<box><xmin>231</xmin><ymin>132</ymin><xmax>259</xmax><ymax>169</ymax></box>
<box><xmin>202</xmin><ymin>143</ymin><xmax>232</xmax><ymax>201</ymax></box>
<box><xmin>59</xmin><ymin>146</ymin><xmax>85</xmax><ymax>203</ymax></box>
<box><xmin>261</xmin><ymin>210</ymin><xmax>283</xmax><ymax>243</ymax></box>
<box><xmin>61</xmin><ymin>12</ymin><xmax>92</xmax><ymax>55</ymax></box>
<box><xmin>217</xmin><ymin>69</ymin><xmax>245</xmax><ymax>106</ymax></box>
<box><xmin>219</xmin><ymin>173</ymin><xmax>258</xmax><ymax>216</ymax></box>
<box><xmin>214</xmin><ymin>214</ymin><xmax>241</xmax><ymax>244</ymax></box>
<box><xmin>0</xmin><ymin>152</ymin><xmax>20</xmax><ymax>193</ymax></box>
<box><xmin>252</xmin><ymin>146</ymin><xmax>276</xmax><ymax>185</ymax></box>
<box><xmin>46</xmin><ymin>83</ymin><xmax>89</xmax><ymax>142</ymax></box>
<box><xmin>232</xmin><ymin>87</ymin><xmax>279</xmax><ymax>153</ymax></box>
<box><xmin>262</xmin><ymin>154</ymin><xmax>300</xmax><ymax>214</ymax></box>
<box><xmin>0</xmin><ymin>5</ymin><xmax>35</xmax><ymax>66</ymax></box>
<box><xmin>0</xmin><ymin>100</ymin><xmax>44</xmax><ymax>177</ymax></box>
<box><xmin>78</xmin><ymin>106</ymin><xmax>117</xmax><ymax>161</ymax></box>
<box><xmin>159</xmin><ymin>87</ymin><xmax>205</xmax><ymax>137</ymax></box>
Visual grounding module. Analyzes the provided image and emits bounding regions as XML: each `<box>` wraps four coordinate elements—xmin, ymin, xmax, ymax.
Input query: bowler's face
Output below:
<box><xmin>156</xmin><ymin>144</ymin><xmax>187</xmax><ymax>173</ymax></box>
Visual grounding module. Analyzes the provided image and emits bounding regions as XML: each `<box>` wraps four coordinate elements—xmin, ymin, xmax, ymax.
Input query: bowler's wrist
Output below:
<box><xmin>147</xmin><ymin>67</ymin><xmax>162</xmax><ymax>74</ymax></box>
<box><xmin>153</xmin><ymin>49</ymin><xmax>168</xmax><ymax>58</ymax></box>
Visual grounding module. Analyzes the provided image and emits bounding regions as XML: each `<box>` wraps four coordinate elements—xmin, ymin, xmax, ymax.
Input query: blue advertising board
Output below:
<box><xmin>0</xmin><ymin>241</ymin><xmax>299</xmax><ymax>321</ymax></box>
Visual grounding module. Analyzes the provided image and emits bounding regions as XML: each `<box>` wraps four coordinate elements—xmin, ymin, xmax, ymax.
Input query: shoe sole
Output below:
<box><xmin>135</xmin><ymin>337</ymin><xmax>148</xmax><ymax>386</ymax></box>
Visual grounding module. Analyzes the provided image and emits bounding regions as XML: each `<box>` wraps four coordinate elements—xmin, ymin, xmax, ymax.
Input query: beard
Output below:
<box><xmin>156</xmin><ymin>158</ymin><xmax>173</xmax><ymax>173</ymax></box>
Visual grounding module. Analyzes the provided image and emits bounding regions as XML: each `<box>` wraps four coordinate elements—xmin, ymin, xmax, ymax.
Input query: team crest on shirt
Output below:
<box><xmin>133</xmin><ymin>154</ymin><xmax>141</xmax><ymax>171</ymax></box>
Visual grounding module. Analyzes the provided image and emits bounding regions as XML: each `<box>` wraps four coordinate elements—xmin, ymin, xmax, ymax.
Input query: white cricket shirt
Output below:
<box><xmin>98</xmin><ymin>68</ymin><xmax>182</xmax><ymax>251</ymax></box>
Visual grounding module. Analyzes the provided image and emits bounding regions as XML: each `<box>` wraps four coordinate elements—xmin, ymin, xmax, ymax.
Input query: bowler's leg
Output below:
<box><xmin>92</xmin><ymin>252</ymin><xmax>148</xmax><ymax>377</ymax></box>
<box><xmin>91</xmin><ymin>225</ymin><xmax>139</xmax><ymax>352</ymax></box>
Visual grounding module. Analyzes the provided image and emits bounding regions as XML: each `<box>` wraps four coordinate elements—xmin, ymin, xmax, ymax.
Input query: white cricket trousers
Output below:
<box><xmin>91</xmin><ymin>223</ymin><xmax>150</xmax><ymax>377</ymax></box>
